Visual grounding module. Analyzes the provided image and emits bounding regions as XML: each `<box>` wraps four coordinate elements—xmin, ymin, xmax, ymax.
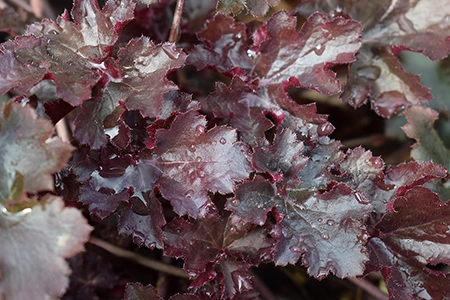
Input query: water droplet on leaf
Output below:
<box><xmin>219</xmin><ymin>137</ymin><xmax>226</xmax><ymax>144</ymax></box>
<box><xmin>189</xmin><ymin>144</ymin><xmax>196</xmax><ymax>152</ymax></box>
<box><xmin>317</xmin><ymin>218</ymin><xmax>323</xmax><ymax>223</ymax></box>
<box><xmin>231</xmin><ymin>199</ymin><xmax>240</xmax><ymax>206</ymax></box>
<box><xmin>195</xmin><ymin>156</ymin><xmax>202</xmax><ymax>162</ymax></box>
<box><xmin>313</xmin><ymin>44</ymin><xmax>325</xmax><ymax>55</ymax></box>
<box><xmin>290</xmin><ymin>246</ymin><xmax>302</xmax><ymax>253</ymax></box>
<box><xmin>326</xmin><ymin>219</ymin><xmax>335</xmax><ymax>226</ymax></box>
<box><xmin>369</xmin><ymin>157</ymin><xmax>383</xmax><ymax>168</ymax></box>
<box><xmin>322</xmin><ymin>233</ymin><xmax>329</xmax><ymax>240</ymax></box>
<box><xmin>318</xmin><ymin>123</ymin><xmax>334</xmax><ymax>136</ymax></box>
<box><xmin>195</xmin><ymin>125</ymin><xmax>206</xmax><ymax>133</ymax></box>
<box><xmin>185</xmin><ymin>189</ymin><xmax>194</xmax><ymax>199</ymax></box>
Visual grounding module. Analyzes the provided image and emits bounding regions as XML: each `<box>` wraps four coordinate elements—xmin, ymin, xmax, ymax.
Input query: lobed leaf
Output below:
<box><xmin>368</xmin><ymin>186</ymin><xmax>450</xmax><ymax>299</ymax></box>
<box><xmin>254</xmin><ymin>11</ymin><xmax>361</xmax><ymax>94</ymax></box>
<box><xmin>0</xmin><ymin>102</ymin><xmax>73</xmax><ymax>202</ymax></box>
<box><xmin>216</xmin><ymin>0</ymin><xmax>280</xmax><ymax>17</ymax></box>
<box><xmin>0</xmin><ymin>0</ymin><xmax>135</xmax><ymax>106</ymax></box>
<box><xmin>0</xmin><ymin>196</ymin><xmax>92</xmax><ymax>299</ymax></box>
<box><xmin>117</xmin><ymin>193</ymin><xmax>166</xmax><ymax>250</ymax></box>
<box><xmin>163</xmin><ymin>216</ymin><xmax>272</xmax><ymax>298</ymax></box>
<box><xmin>155</xmin><ymin>111</ymin><xmax>253</xmax><ymax>218</ymax></box>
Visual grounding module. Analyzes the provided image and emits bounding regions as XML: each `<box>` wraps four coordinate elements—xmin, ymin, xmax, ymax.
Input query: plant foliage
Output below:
<box><xmin>1</xmin><ymin>0</ymin><xmax>450</xmax><ymax>299</ymax></box>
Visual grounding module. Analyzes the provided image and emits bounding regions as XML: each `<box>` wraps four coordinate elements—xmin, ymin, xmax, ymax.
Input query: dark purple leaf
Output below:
<box><xmin>341</xmin><ymin>45</ymin><xmax>432</xmax><ymax>117</ymax></box>
<box><xmin>0</xmin><ymin>196</ymin><xmax>92</xmax><ymax>299</ymax></box>
<box><xmin>367</xmin><ymin>238</ymin><xmax>450</xmax><ymax>300</ymax></box>
<box><xmin>117</xmin><ymin>192</ymin><xmax>166</xmax><ymax>249</ymax></box>
<box><xmin>164</xmin><ymin>216</ymin><xmax>272</xmax><ymax>298</ymax></box>
<box><xmin>205</xmin><ymin>77</ymin><xmax>274</xmax><ymax>145</ymax></box>
<box><xmin>0</xmin><ymin>0</ymin><xmax>135</xmax><ymax>106</ymax></box>
<box><xmin>155</xmin><ymin>111</ymin><xmax>253</xmax><ymax>218</ymax></box>
<box><xmin>0</xmin><ymin>36</ymin><xmax>102</xmax><ymax>105</ymax></box>
<box><xmin>368</xmin><ymin>186</ymin><xmax>450</xmax><ymax>299</ymax></box>
<box><xmin>187</xmin><ymin>14</ymin><xmax>254</xmax><ymax>76</ymax></box>
<box><xmin>123</xmin><ymin>282</ymin><xmax>162</xmax><ymax>300</ymax></box>
<box><xmin>216</xmin><ymin>0</ymin><xmax>280</xmax><ymax>17</ymax></box>
<box><xmin>254</xmin><ymin>11</ymin><xmax>361</xmax><ymax>94</ymax></box>
<box><xmin>26</xmin><ymin>0</ymin><xmax>135</xmax><ymax>62</ymax></box>
<box><xmin>252</xmin><ymin>129</ymin><xmax>308</xmax><ymax>187</ymax></box>
<box><xmin>106</xmin><ymin>38</ymin><xmax>187</xmax><ymax>118</ymax></box>
<box><xmin>227</xmin><ymin>176</ymin><xmax>282</xmax><ymax>226</ymax></box>
<box><xmin>274</xmin><ymin>183</ymin><xmax>371</xmax><ymax>279</ymax></box>
<box><xmin>79</xmin><ymin>185</ymin><xmax>131</xmax><ymax>219</ymax></box>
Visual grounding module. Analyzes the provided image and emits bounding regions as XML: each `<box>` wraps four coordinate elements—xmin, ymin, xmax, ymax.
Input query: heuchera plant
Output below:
<box><xmin>1</xmin><ymin>0</ymin><xmax>450</xmax><ymax>299</ymax></box>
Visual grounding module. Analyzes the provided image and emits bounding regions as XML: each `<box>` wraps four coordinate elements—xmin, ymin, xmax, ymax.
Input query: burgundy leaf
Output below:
<box><xmin>377</xmin><ymin>186</ymin><xmax>450</xmax><ymax>266</ymax></box>
<box><xmin>227</xmin><ymin>176</ymin><xmax>282</xmax><ymax>226</ymax></box>
<box><xmin>368</xmin><ymin>186</ymin><xmax>450</xmax><ymax>299</ymax></box>
<box><xmin>0</xmin><ymin>36</ymin><xmax>101</xmax><ymax>105</ymax></box>
<box><xmin>205</xmin><ymin>77</ymin><xmax>274</xmax><ymax>145</ymax></box>
<box><xmin>364</xmin><ymin>0</ymin><xmax>450</xmax><ymax>61</ymax></box>
<box><xmin>155</xmin><ymin>111</ymin><xmax>253</xmax><ymax>218</ymax></box>
<box><xmin>252</xmin><ymin>129</ymin><xmax>308</xmax><ymax>187</ymax></box>
<box><xmin>254</xmin><ymin>11</ymin><xmax>361</xmax><ymax>94</ymax></box>
<box><xmin>274</xmin><ymin>183</ymin><xmax>371</xmax><ymax>279</ymax></box>
<box><xmin>0</xmin><ymin>0</ymin><xmax>135</xmax><ymax>106</ymax></box>
<box><xmin>79</xmin><ymin>185</ymin><xmax>131</xmax><ymax>219</ymax></box>
<box><xmin>123</xmin><ymin>282</ymin><xmax>162</xmax><ymax>300</ymax></box>
<box><xmin>117</xmin><ymin>193</ymin><xmax>166</xmax><ymax>249</ymax></box>
<box><xmin>367</xmin><ymin>238</ymin><xmax>450</xmax><ymax>300</ymax></box>
<box><xmin>216</xmin><ymin>0</ymin><xmax>280</xmax><ymax>17</ymax></box>
<box><xmin>26</xmin><ymin>0</ymin><xmax>135</xmax><ymax>62</ymax></box>
<box><xmin>341</xmin><ymin>45</ymin><xmax>432</xmax><ymax>117</ymax></box>
<box><xmin>0</xmin><ymin>102</ymin><xmax>73</xmax><ymax>201</ymax></box>
<box><xmin>0</xmin><ymin>196</ymin><xmax>92</xmax><ymax>299</ymax></box>
<box><xmin>164</xmin><ymin>216</ymin><xmax>272</xmax><ymax>298</ymax></box>
<box><xmin>106</xmin><ymin>38</ymin><xmax>186</xmax><ymax>118</ymax></box>
<box><xmin>187</xmin><ymin>15</ymin><xmax>254</xmax><ymax>76</ymax></box>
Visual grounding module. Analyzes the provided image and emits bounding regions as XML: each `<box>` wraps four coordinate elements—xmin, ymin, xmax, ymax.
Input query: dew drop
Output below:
<box><xmin>198</xmin><ymin>170</ymin><xmax>205</xmax><ymax>178</ymax></box>
<box><xmin>271</xmin><ymin>226</ymin><xmax>282</xmax><ymax>239</ymax></box>
<box><xmin>322</xmin><ymin>233</ymin><xmax>329</xmax><ymax>240</ymax></box>
<box><xmin>317</xmin><ymin>123</ymin><xmax>334</xmax><ymax>136</ymax></box>
<box><xmin>189</xmin><ymin>144</ymin><xmax>196</xmax><ymax>152</ymax></box>
<box><xmin>230</xmin><ymin>226</ymin><xmax>237</xmax><ymax>233</ymax></box>
<box><xmin>195</xmin><ymin>156</ymin><xmax>202</xmax><ymax>162</ymax></box>
<box><xmin>313</xmin><ymin>44</ymin><xmax>325</xmax><ymax>55</ymax></box>
<box><xmin>246</xmin><ymin>49</ymin><xmax>256</xmax><ymax>58</ymax></box>
<box><xmin>185</xmin><ymin>189</ymin><xmax>194</xmax><ymax>199</ymax></box>
<box><xmin>354</xmin><ymin>192</ymin><xmax>364</xmax><ymax>203</ymax></box>
<box><xmin>326</xmin><ymin>219</ymin><xmax>335</xmax><ymax>226</ymax></box>
<box><xmin>369</xmin><ymin>157</ymin><xmax>383</xmax><ymax>168</ymax></box>
<box><xmin>231</xmin><ymin>199</ymin><xmax>240</xmax><ymax>206</ymax></box>
<box><xmin>289</xmin><ymin>246</ymin><xmax>302</xmax><ymax>253</ymax></box>
<box><xmin>219</xmin><ymin>137</ymin><xmax>227</xmax><ymax>144</ymax></box>
<box><xmin>299</xmin><ymin>205</ymin><xmax>306</xmax><ymax>211</ymax></box>
<box><xmin>317</xmin><ymin>218</ymin><xmax>323</xmax><ymax>223</ymax></box>
<box><xmin>196</xmin><ymin>124</ymin><xmax>206</xmax><ymax>134</ymax></box>
<box><xmin>38</xmin><ymin>61</ymin><xmax>51</xmax><ymax>69</ymax></box>
<box><xmin>236</xmin><ymin>32</ymin><xmax>242</xmax><ymax>39</ymax></box>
